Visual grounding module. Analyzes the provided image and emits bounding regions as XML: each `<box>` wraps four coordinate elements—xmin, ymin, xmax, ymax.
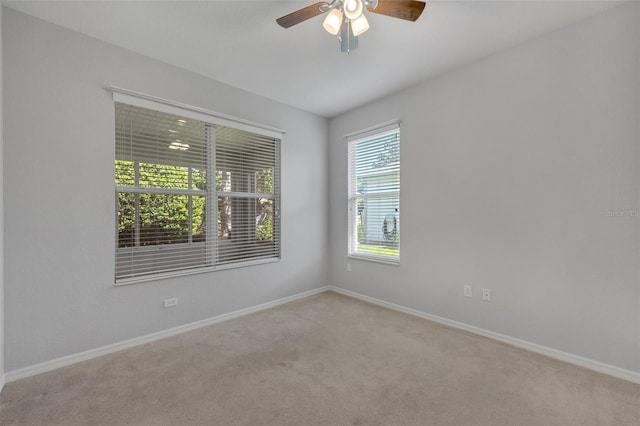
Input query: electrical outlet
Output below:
<box><xmin>347</xmin><ymin>263</ymin><xmax>352</xmax><ymax>272</ymax></box>
<box><xmin>464</xmin><ymin>285</ymin><xmax>472</xmax><ymax>298</ymax></box>
<box><xmin>163</xmin><ymin>298</ymin><xmax>178</xmax><ymax>308</ymax></box>
<box><xmin>482</xmin><ymin>289</ymin><xmax>492</xmax><ymax>302</ymax></box>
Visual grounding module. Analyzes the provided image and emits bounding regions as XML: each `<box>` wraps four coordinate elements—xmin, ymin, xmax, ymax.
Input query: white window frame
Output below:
<box><xmin>347</xmin><ymin>120</ymin><xmax>400</xmax><ymax>265</ymax></box>
<box><xmin>112</xmin><ymin>88</ymin><xmax>284</xmax><ymax>285</ymax></box>
<box><xmin>116</xmin><ymin>159</ymin><xmax>211</xmax><ymax>246</ymax></box>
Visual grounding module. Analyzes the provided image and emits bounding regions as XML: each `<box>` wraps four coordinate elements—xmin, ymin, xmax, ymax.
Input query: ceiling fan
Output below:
<box><xmin>276</xmin><ymin>0</ymin><xmax>427</xmax><ymax>53</ymax></box>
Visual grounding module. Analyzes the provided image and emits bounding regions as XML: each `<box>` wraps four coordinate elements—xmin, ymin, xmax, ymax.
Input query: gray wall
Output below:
<box><xmin>329</xmin><ymin>3</ymin><xmax>639</xmax><ymax>373</ymax></box>
<box><xmin>0</xmin><ymin>4</ymin><xmax>4</xmax><ymax>388</ymax></box>
<box><xmin>3</xmin><ymin>9</ymin><xmax>328</xmax><ymax>372</ymax></box>
<box><xmin>3</xmin><ymin>3</ymin><xmax>639</xmax><ymax>377</ymax></box>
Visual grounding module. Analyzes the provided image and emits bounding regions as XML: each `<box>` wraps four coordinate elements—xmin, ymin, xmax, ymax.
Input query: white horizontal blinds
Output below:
<box><xmin>114</xmin><ymin>97</ymin><xmax>282</xmax><ymax>283</ymax></box>
<box><xmin>215</xmin><ymin>126</ymin><xmax>281</xmax><ymax>265</ymax></box>
<box><xmin>115</xmin><ymin>102</ymin><xmax>212</xmax><ymax>280</ymax></box>
<box><xmin>348</xmin><ymin>125</ymin><xmax>400</xmax><ymax>263</ymax></box>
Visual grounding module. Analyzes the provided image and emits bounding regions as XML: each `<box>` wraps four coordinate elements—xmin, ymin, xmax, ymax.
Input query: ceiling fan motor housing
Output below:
<box><xmin>321</xmin><ymin>0</ymin><xmax>379</xmax><ymax>16</ymax></box>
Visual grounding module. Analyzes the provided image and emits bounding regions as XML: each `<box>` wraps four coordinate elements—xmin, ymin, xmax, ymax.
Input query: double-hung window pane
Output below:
<box><xmin>215</xmin><ymin>127</ymin><xmax>280</xmax><ymax>265</ymax></box>
<box><xmin>348</xmin><ymin>124</ymin><xmax>400</xmax><ymax>263</ymax></box>
<box><xmin>115</xmin><ymin>102</ymin><xmax>281</xmax><ymax>283</ymax></box>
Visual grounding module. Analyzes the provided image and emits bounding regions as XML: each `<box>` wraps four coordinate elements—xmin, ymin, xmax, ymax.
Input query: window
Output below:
<box><xmin>115</xmin><ymin>98</ymin><xmax>281</xmax><ymax>283</ymax></box>
<box><xmin>348</xmin><ymin>122</ymin><xmax>400</xmax><ymax>264</ymax></box>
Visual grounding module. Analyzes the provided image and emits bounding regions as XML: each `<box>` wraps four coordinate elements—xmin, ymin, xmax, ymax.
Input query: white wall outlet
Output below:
<box><xmin>482</xmin><ymin>289</ymin><xmax>492</xmax><ymax>302</ymax></box>
<box><xmin>347</xmin><ymin>263</ymin><xmax>352</xmax><ymax>272</ymax></box>
<box><xmin>464</xmin><ymin>285</ymin><xmax>472</xmax><ymax>298</ymax></box>
<box><xmin>163</xmin><ymin>298</ymin><xmax>178</xmax><ymax>308</ymax></box>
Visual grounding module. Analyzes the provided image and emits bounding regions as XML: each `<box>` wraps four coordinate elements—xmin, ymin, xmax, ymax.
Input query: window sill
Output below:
<box><xmin>347</xmin><ymin>254</ymin><xmax>400</xmax><ymax>266</ymax></box>
<box><xmin>114</xmin><ymin>257</ymin><xmax>281</xmax><ymax>286</ymax></box>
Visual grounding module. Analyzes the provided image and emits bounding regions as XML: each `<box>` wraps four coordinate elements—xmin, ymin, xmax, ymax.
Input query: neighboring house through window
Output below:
<box><xmin>114</xmin><ymin>92</ymin><xmax>282</xmax><ymax>283</ymax></box>
<box><xmin>347</xmin><ymin>121</ymin><xmax>400</xmax><ymax>264</ymax></box>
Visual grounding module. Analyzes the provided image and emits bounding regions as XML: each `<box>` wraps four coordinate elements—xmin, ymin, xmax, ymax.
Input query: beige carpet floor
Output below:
<box><xmin>1</xmin><ymin>291</ymin><xmax>638</xmax><ymax>425</ymax></box>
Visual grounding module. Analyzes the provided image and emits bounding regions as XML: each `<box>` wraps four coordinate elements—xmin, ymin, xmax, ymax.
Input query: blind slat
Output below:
<box><xmin>115</xmin><ymin>102</ymin><xmax>281</xmax><ymax>282</ymax></box>
<box><xmin>347</xmin><ymin>125</ymin><xmax>400</xmax><ymax>263</ymax></box>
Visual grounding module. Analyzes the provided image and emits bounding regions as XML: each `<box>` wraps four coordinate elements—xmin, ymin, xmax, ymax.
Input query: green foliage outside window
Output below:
<box><xmin>255</xmin><ymin>168</ymin><xmax>274</xmax><ymax>241</ymax></box>
<box><xmin>116</xmin><ymin>160</ymin><xmax>205</xmax><ymax>247</ymax></box>
<box><xmin>116</xmin><ymin>161</ymin><xmax>274</xmax><ymax>247</ymax></box>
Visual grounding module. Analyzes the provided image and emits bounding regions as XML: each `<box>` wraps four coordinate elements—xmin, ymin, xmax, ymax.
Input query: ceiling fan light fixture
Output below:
<box><xmin>323</xmin><ymin>8</ymin><xmax>343</xmax><ymax>35</ymax></box>
<box><xmin>276</xmin><ymin>0</ymin><xmax>427</xmax><ymax>53</ymax></box>
<box><xmin>343</xmin><ymin>0</ymin><xmax>364</xmax><ymax>20</ymax></box>
<box><xmin>350</xmin><ymin>13</ymin><xmax>369</xmax><ymax>36</ymax></box>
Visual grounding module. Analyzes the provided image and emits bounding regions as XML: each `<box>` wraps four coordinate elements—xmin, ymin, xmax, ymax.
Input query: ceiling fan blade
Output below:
<box><xmin>276</xmin><ymin>2</ymin><xmax>330</xmax><ymax>28</ymax></box>
<box><xmin>367</xmin><ymin>0</ymin><xmax>426</xmax><ymax>22</ymax></box>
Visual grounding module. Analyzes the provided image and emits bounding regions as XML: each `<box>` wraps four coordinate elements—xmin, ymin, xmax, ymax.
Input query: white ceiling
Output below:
<box><xmin>5</xmin><ymin>0</ymin><xmax>623</xmax><ymax>117</ymax></box>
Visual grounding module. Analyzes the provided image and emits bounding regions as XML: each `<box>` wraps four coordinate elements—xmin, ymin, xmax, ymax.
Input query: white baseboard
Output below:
<box><xmin>328</xmin><ymin>286</ymin><xmax>640</xmax><ymax>384</ymax></box>
<box><xmin>6</xmin><ymin>285</ymin><xmax>638</xmax><ymax>386</ymax></box>
<box><xmin>5</xmin><ymin>286</ymin><xmax>329</xmax><ymax>384</ymax></box>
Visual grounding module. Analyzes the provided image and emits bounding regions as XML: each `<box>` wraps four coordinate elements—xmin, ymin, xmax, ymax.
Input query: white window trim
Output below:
<box><xmin>109</xmin><ymin>87</ymin><xmax>285</xmax><ymax>139</ymax></box>
<box><xmin>345</xmin><ymin>119</ymin><xmax>400</xmax><ymax>142</ymax></box>
<box><xmin>115</xmin><ymin>257</ymin><xmax>280</xmax><ymax>286</ymax></box>
<box><xmin>112</xmin><ymin>88</ymin><xmax>284</xmax><ymax>285</ymax></box>
<box><xmin>347</xmin><ymin>120</ymin><xmax>401</xmax><ymax>266</ymax></box>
